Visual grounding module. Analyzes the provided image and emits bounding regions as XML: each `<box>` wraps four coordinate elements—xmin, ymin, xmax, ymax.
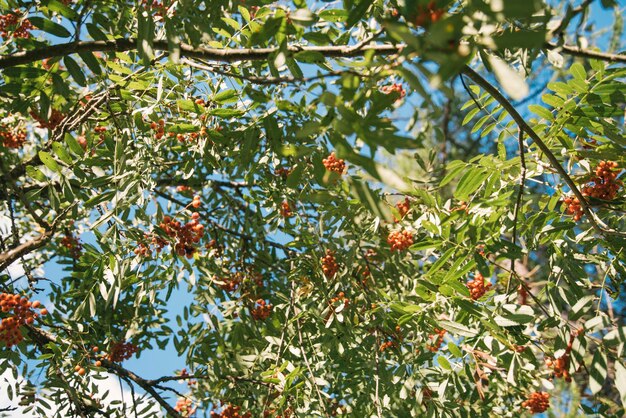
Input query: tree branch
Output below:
<box><xmin>545</xmin><ymin>42</ymin><xmax>626</xmax><ymax>64</ymax></box>
<box><xmin>460</xmin><ymin>65</ymin><xmax>626</xmax><ymax>238</ymax></box>
<box><xmin>0</xmin><ymin>38</ymin><xmax>400</xmax><ymax>70</ymax></box>
<box><xmin>25</xmin><ymin>325</ymin><xmax>182</xmax><ymax>418</ymax></box>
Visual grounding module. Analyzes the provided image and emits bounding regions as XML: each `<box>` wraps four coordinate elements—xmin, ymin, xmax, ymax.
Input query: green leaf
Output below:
<box><xmin>454</xmin><ymin>167</ymin><xmax>487</xmax><ymax>200</ymax></box>
<box><xmin>29</xmin><ymin>16</ymin><xmax>72</xmax><ymax>38</ymax></box>
<box><xmin>570</xmin><ymin>63</ymin><xmax>587</xmax><ymax>81</ymax></box>
<box><xmin>39</xmin><ymin>151</ymin><xmax>60</xmax><ymax>172</ymax></box>
<box><xmin>615</xmin><ymin>361</ymin><xmax>626</xmax><ymax>409</ymax></box>
<box><xmin>589</xmin><ymin>350</ymin><xmax>607</xmax><ymax>395</ymax></box>
<box><xmin>64</xmin><ymin>56</ymin><xmax>86</xmax><ymax>86</ymax></box>
<box><xmin>52</xmin><ymin>142</ymin><xmax>72</xmax><ymax>165</ymax></box>
<box><xmin>47</xmin><ymin>0</ymin><xmax>78</xmax><ymax>19</ymax></box>
<box><xmin>319</xmin><ymin>9</ymin><xmax>348</xmax><ymax>22</ymax></box>
<box><xmin>437</xmin><ymin>356</ymin><xmax>452</xmax><ymax>370</ymax></box>
<box><xmin>78</xmin><ymin>52</ymin><xmax>102</xmax><ymax>75</ymax></box>
<box><xmin>293</xmin><ymin>51</ymin><xmax>326</xmax><ymax>64</ymax></box>
<box><xmin>438</xmin><ymin>320</ymin><xmax>477</xmax><ymax>337</ymax></box>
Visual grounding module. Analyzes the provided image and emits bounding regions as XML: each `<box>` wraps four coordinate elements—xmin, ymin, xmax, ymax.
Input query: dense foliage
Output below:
<box><xmin>0</xmin><ymin>0</ymin><xmax>625</xmax><ymax>417</ymax></box>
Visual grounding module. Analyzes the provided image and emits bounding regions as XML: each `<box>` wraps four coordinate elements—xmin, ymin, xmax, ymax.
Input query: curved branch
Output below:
<box><xmin>460</xmin><ymin>65</ymin><xmax>625</xmax><ymax>238</ymax></box>
<box><xmin>25</xmin><ymin>326</ymin><xmax>182</xmax><ymax>418</ymax></box>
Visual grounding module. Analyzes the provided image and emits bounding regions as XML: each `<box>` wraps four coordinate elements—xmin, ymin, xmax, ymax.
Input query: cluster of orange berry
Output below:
<box><xmin>387</xmin><ymin>229</ymin><xmax>413</xmax><ymax>251</ymax></box>
<box><xmin>322</xmin><ymin>152</ymin><xmax>346</xmax><ymax>174</ymax></box>
<box><xmin>329</xmin><ymin>291</ymin><xmax>349</xmax><ymax>308</ymax></box>
<box><xmin>134</xmin><ymin>232</ymin><xmax>169</xmax><ymax>257</ymax></box>
<box><xmin>380</xmin><ymin>83</ymin><xmax>406</xmax><ymax>100</ymax></box>
<box><xmin>173</xmin><ymin>128</ymin><xmax>206</xmax><ymax>143</ymax></box>
<box><xmin>280</xmin><ymin>201</ymin><xmax>293</xmax><ymax>218</ymax></box>
<box><xmin>210</xmin><ymin>403</ymin><xmax>251</xmax><ymax>418</ymax></box>
<box><xmin>545</xmin><ymin>330</ymin><xmax>580</xmax><ymax>382</ymax></box>
<box><xmin>158</xmin><ymin>213</ymin><xmax>205</xmax><ymax>258</ymax></box>
<box><xmin>321</xmin><ymin>250</ymin><xmax>339</xmax><ymax>278</ymax></box>
<box><xmin>466</xmin><ymin>272</ymin><xmax>491</xmax><ymax>300</ymax></box>
<box><xmin>380</xmin><ymin>340</ymin><xmax>397</xmax><ymax>351</ymax></box>
<box><xmin>414</xmin><ymin>1</ymin><xmax>445</xmax><ymax>27</ymax></box>
<box><xmin>564</xmin><ymin>161</ymin><xmax>622</xmax><ymax>221</ymax></box>
<box><xmin>93</xmin><ymin>125</ymin><xmax>107</xmax><ymax>141</ymax></box>
<box><xmin>30</xmin><ymin>109</ymin><xmax>65</xmax><ymax>130</ymax></box>
<box><xmin>60</xmin><ymin>232</ymin><xmax>82</xmax><ymax>259</ymax></box>
<box><xmin>174</xmin><ymin>398</ymin><xmax>196</xmax><ymax>417</ymax></box>
<box><xmin>0</xmin><ymin>10</ymin><xmax>33</xmax><ymax>38</ymax></box>
<box><xmin>176</xmin><ymin>185</ymin><xmax>192</xmax><ymax>193</ymax></box>
<box><xmin>275</xmin><ymin>166</ymin><xmax>292</xmax><ymax>178</ymax></box>
<box><xmin>394</xmin><ymin>197</ymin><xmax>411</xmax><ymax>222</ymax></box>
<box><xmin>452</xmin><ymin>201</ymin><xmax>468</xmax><ymax>212</ymax></box>
<box><xmin>522</xmin><ymin>392</ymin><xmax>550</xmax><ymax>414</ymax></box>
<box><xmin>150</xmin><ymin>119</ymin><xmax>166</xmax><ymax>139</ymax></box>
<box><xmin>250</xmin><ymin>299</ymin><xmax>272</xmax><ymax>320</ymax></box>
<box><xmin>380</xmin><ymin>326</ymin><xmax>403</xmax><ymax>352</ymax></box>
<box><xmin>0</xmin><ymin>294</ymin><xmax>46</xmax><ymax>348</ymax></box>
<box><xmin>191</xmin><ymin>195</ymin><xmax>201</xmax><ymax>208</ymax></box>
<box><xmin>106</xmin><ymin>341</ymin><xmax>139</xmax><ymax>362</ymax></box>
<box><xmin>0</xmin><ymin>126</ymin><xmax>26</xmax><ymax>148</ymax></box>
<box><xmin>427</xmin><ymin>328</ymin><xmax>446</xmax><ymax>352</ymax></box>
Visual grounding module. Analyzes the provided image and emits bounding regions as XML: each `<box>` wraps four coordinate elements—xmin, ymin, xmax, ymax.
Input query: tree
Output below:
<box><xmin>0</xmin><ymin>0</ymin><xmax>625</xmax><ymax>416</ymax></box>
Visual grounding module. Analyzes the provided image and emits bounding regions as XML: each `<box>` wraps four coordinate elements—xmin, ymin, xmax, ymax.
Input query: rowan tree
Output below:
<box><xmin>0</xmin><ymin>0</ymin><xmax>625</xmax><ymax>417</ymax></box>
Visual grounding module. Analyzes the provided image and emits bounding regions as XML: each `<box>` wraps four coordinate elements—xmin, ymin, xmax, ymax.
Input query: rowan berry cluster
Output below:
<box><xmin>73</xmin><ymin>364</ymin><xmax>88</xmax><ymax>376</ymax></box>
<box><xmin>583</xmin><ymin>161</ymin><xmax>622</xmax><ymax>200</ymax></box>
<box><xmin>380</xmin><ymin>83</ymin><xmax>406</xmax><ymax>100</ymax></box>
<box><xmin>94</xmin><ymin>125</ymin><xmax>107</xmax><ymax>141</ymax></box>
<box><xmin>0</xmin><ymin>294</ymin><xmax>46</xmax><ymax>348</ymax></box>
<box><xmin>0</xmin><ymin>10</ymin><xmax>33</xmax><ymax>39</ymax></box>
<box><xmin>106</xmin><ymin>341</ymin><xmax>139</xmax><ymax>362</ymax></box>
<box><xmin>427</xmin><ymin>328</ymin><xmax>446</xmax><ymax>352</ymax></box>
<box><xmin>394</xmin><ymin>197</ymin><xmax>411</xmax><ymax>221</ymax></box>
<box><xmin>159</xmin><ymin>213</ymin><xmax>205</xmax><ymax>258</ymax></box>
<box><xmin>134</xmin><ymin>232</ymin><xmax>168</xmax><ymax>257</ymax></box>
<box><xmin>522</xmin><ymin>392</ymin><xmax>550</xmax><ymax>414</ymax></box>
<box><xmin>380</xmin><ymin>340</ymin><xmax>397</xmax><ymax>351</ymax></box>
<box><xmin>452</xmin><ymin>201</ymin><xmax>468</xmax><ymax>212</ymax></box>
<box><xmin>322</xmin><ymin>152</ymin><xmax>346</xmax><ymax>174</ymax></box>
<box><xmin>210</xmin><ymin>403</ymin><xmax>251</xmax><ymax>418</ymax></box>
<box><xmin>173</xmin><ymin>128</ymin><xmax>206</xmax><ymax>143</ymax></box>
<box><xmin>30</xmin><ymin>109</ymin><xmax>65</xmax><ymax>130</ymax></box>
<box><xmin>321</xmin><ymin>250</ymin><xmax>339</xmax><ymax>278</ymax></box>
<box><xmin>60</xmin><ymin>232</ymin><xmax>82</xmax><ymax>259</ymax></box>
<box><xmin>387</xmin><ymin>229</ymin><xmax>413</xmax><ymax>251</ymax></box>
<box><xmin>275</xmin><ymin>166</ymin><xmax>292</xmax><ymax>178</ymax></box>
<box><xmin>177</xmin><ymin>185</ymin><xmax>192</xmax><ymax>193</ymax></box>
<box><xmin>150</xmin><ymin>119</ymin><xmax>166</xmax><ymax>139</ymax></box>
<box><xmin>218</xmin><ymin>271</ymin><xmax>263</xmax><ymax>294</ymax></box>
<box><xmin>191</xmin><ymin>195</ymin><xmax>201</xmax><ymax>208</ymax></box>
<box><xmin>466</xmin><ymin>272</ymin><xmax>491</xmax><ymax>300</ymax></box>
<box><xmin>250</xmin><ymin>299</ymin><xmax>272</xmax><ymax>320</ymax></box>
<box><xmin>174</xmin><ymin>398</ymin><xmax>196</xmax><ymax>417</ymax></box>
<box><xmin>545</xmin><ymin>331</ymin><xmax>579</xmax><ymax>382</ymax></box>
<box><xmin>414</xmin><ymin>1</ymin><xmax>445</xmax><ymax>27</ymax></box>
<box><xmin>329</xmin><ymin>291</ymin><xmax>349</xmax><ymax>308</ymax></box>
<box><xmin>380</xmin><ymin>326</ymin><xmax>403</xmax><ymax>352</ymax></box>
<box><xmin>564</xmin><ymin>161</ymin><xmax>622</xmax><ymax>221</ymax></box>
<box><xmin>280</xmin><ymin>201</ymin><xmax>294</xmax><ymax>218</ymax></box>
<box><xmin>0</xmin><ymin>126</ymin><xmax>26</xmax><ymax>148</ymax></box>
